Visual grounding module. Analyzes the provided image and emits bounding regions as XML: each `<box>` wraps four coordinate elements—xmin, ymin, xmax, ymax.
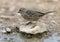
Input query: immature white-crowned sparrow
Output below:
<box><xmin>18</xmin><ymin>8</ymin><xmax>55</xmax><ymax>21</ymax></box>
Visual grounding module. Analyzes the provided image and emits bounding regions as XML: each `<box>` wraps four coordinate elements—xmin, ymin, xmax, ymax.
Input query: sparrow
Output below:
<box><xmin>18</xmin><ymin>8</ymin><xmax>55</xmax><ymax>21</ymax></box>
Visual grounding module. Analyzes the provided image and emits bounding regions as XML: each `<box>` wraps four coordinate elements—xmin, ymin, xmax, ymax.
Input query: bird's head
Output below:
<box><xmin>18</xmin><ymin>8</ymin><xmax>27</xmax><ymax>13</ymax></box>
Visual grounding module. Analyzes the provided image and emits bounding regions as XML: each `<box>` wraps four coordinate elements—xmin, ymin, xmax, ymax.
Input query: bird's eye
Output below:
<box><xmin>18</xmin><ymin>9</ymin><xmax>22</xmax><ymax>13</ymax></box>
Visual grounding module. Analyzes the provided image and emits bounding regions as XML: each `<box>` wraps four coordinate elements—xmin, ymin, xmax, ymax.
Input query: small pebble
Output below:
<box><xmin>2</xmin><ymin>28</ymin><xmax>12</xmax><ymax>34</ymax></box>
<box><xmin>6</xmin><ymin>28</ymin><xmax>11</xmax><ymax>32</ymax></box>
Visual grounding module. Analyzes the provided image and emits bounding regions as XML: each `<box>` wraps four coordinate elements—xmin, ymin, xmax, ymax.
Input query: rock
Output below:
<box><xmin>19</xmin><ymin>22</ymin><xmax>48</xmax><ymax>34</ymax></box>
<box><xmin>5</xmin><ymin>28</ymin><xmax>11</xmax><ymax>32</ymax></box>
<box><xmin>2</xmin><ymin>28</ymin><xmax>12</xmax><ymax>34</ymax></box>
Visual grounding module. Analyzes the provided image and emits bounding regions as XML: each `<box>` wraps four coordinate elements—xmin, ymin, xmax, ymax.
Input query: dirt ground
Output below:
<box><xmin>0</xmin><ymin>0</ymin><xmax>60</xmax><ymax>42</ymax></box>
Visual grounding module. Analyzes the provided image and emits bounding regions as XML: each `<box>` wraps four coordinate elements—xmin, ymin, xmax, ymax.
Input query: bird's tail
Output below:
<box><xmin>44</xmin><ymin>11</ymin><xmax>56</xmax><ymax>14</ymax></box>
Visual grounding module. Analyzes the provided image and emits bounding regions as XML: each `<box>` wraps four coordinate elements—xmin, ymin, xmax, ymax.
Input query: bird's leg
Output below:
<box><xmin>26</xmin><ymin>21</ymin><xmax>32</xmax><ymax>25</ymax></box>
<box><xmin>25</xmin><ymin>21</ymin><xmax>37</xmax><ymax>25</ymax></box>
